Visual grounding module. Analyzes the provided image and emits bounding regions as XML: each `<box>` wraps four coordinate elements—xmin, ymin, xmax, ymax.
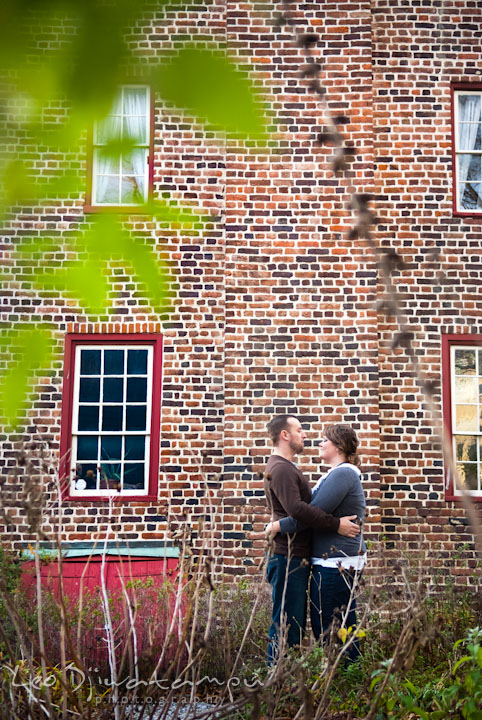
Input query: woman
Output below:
<box><xmin>266</xmin><ymin>424</ymin><xmax>366</xmax><ymax>660</ymax></box>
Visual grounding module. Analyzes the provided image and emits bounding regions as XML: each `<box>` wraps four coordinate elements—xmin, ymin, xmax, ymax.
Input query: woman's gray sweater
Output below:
<box><xmin>278</xmin><ymin>464</ymin><xmax>366</xmax><ymax>559</ymax></box>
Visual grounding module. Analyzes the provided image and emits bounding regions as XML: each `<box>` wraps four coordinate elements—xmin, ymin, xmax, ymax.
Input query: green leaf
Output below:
<box><xmin>146</xmin><ymin>198</ymin><xmax>208</xmax><ymax>226</ymax></box>
<box><xmin>0</xmin><ymin>159</ymin><xmax>36</xmax><ymax>206</ymax></box>
<box><xmin>0</xmin><ymin>326</ymin><xmax>54</xmax><ymax>428</ymax></box>
<box><xmin>34</xmin><ymin>258</ymin><xmax>110</xmax><ymax>315</ymax></box>
<box><xmin>369</xmin><ymin>675</ymin><xmax>382</xmax><ymax>692</ymax></box>
<box><xmin>453</xmin><ymin>655</ymin><xmax>472</xmax><ymax>674</ymax></box>
<box><xmin>411</xmin><ymin>708</ymin><xmax>429</xmax><ymax>720</ymax></box>
<box><xmin>403</xmin><ymin>679</ymin><xmax>419</xmax><ymax>696</ymax></box>
<box><xmin>81</xmin><ymin>216</ymin><xmax>172</xmax><ymax>312</ymax></box>
<box><xmin>152</xmin><ymin>44</ymin><xmax>266</xmax><ymax>137</ymax></box>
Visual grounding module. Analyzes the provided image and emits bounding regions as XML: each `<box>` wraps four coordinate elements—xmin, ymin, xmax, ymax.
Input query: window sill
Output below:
<box><xmin>83</xmin><ymin>203</ymin><xmax>152</xmax><ymax>214</ymax></box>
<box><xmin>453</xmin><ymin>209</ymin><xmax>482</xmax><ymax>219</ymax></box>
<box><xmin>445</xmin><ymin>492</ymin><xmax>482</xmax><ymax>503</ymax></box>
<box><xmin>63</xmin><ymin>493</ymin><xmax>158</xmax><ymax>503</ymax></box>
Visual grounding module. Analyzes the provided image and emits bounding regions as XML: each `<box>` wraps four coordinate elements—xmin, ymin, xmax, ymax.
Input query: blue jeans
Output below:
<box><xmin>266</xmin><ymin>553</ymin><xmax>310</xmax><ymax>664</ymax></box>
<box><xmin>310</xmin><ymin>565</ymin><xmax>360</xmax><ymax>662</ymax></box>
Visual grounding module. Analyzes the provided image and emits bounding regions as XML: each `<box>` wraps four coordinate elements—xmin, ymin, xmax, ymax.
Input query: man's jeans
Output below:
<box><xmin>310</xmin><ymin>565</ymin><xmax>361</xmax><ymax>662</ymax></box>
<box><xmin>266</xmin><ymin>552</ymin><xmax>310</xmax><ymax>664</ymax></box>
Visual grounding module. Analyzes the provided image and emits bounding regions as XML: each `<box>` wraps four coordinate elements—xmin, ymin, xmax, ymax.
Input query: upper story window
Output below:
<box><xmin>452</xmin><ymin>86</ymin><xmax>482</xmax><ymax>215</ymax></box>
<box><xmin>443</xmin><ymin>334</ymin><xmax>482</xmax><ymax>500</ymax></box>
<box><xmin>86</xmin><ymin>85</ymin><xmax>153</xmax><ymax>210</ymax></box>
<box><xmin>60</xmin><ymin>334</ymin><xmax>163</xmax><ymax>500</ymax></box>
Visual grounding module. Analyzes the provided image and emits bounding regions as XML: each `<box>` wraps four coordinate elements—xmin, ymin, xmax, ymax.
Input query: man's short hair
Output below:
<box><xmin>266</xmin><ymin>414</ymin><xmax>297</xmax><ymax>446</ymax></box>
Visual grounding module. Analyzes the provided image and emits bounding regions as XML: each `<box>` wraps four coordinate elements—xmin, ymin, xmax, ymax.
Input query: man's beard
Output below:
<box><xmin>288</xmin><ymin>438</ymin><xmax>304</xmax><ymax>455</ymax></box>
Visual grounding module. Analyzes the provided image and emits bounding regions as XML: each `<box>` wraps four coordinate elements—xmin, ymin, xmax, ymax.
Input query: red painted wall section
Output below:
<box><xmin>21</xmin><ymin>557</ymin><xmax>179</xmax><ymax>599</ymax></box>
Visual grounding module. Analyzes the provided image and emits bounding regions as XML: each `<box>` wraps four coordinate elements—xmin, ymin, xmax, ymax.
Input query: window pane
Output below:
<box><xmin>103</xmin><ymin>377</ymin><xmax>124</xmax><ymax>403</ymax></box>
<box><xmin>456</xmin><ymin>462</ymin><xmax>478</xmax><ymax>491</ymax></box>
<box><xmin>127</xmin><ymin>350</ymin><xmax>148</xmax><ymax>375</ymax></box>
<box><xmin>102</xmin><ymin>405</ymin><xmax>123</xmax><ymax>431</ymax></box>
<box><xmin>79</xmin><ymin>377</ymin><xmax>100</xmax><ymax>403</ymax></box>
<box><xmin>454</xmin><ymin>376</ymin><xmax>477</xmax><ymax>404</ymax></box>
<box><xmin>125</xmin><ymin>435</ymin><xmax>145</xmax><ymax>460</ymax></box>
<box><xmin>124</xmin><ymin>116</ymin><xmax>148</xmax><ymax>145</ymax></box>
<box><xmin>123</xmin><ymin>462</ymin><xmax>145</xmax><ymax>490</ymax></box>
<box><xmin>458</xmin><ymin>94</ymin><xmax>481</xmax><ymax>123</ymax></box>
<box><xmin>122</xmin><ymin>148</ymin><xmax>147</xmax><ymax>175</ymax></box>
<box><xmin>77</xmin><ymin>436</ymin><xmax>99</xmax><ymax>460</ymax></box>
<box><xmin>455</xmin><ymin>404</ymin><xmax>478</xmax><ymax>432</ymax></box>
<box><xmin>101</xmin><ymin>436</ymin><xmax>122</xmax><ymax>461</ymax></box>
<box><xmin>75</xmin><ymin>464</ymin><xmax>97</xmax><ymax>490</ymax></box>
<box><xmin>95</xmin><ymin>115</ymin><xmax>121</xmax><ymax>144</ymax></box>
<box><xmin>458</xmin><ymin>154</ymin><xmax>481</xmax><ymax>182</ymax></box>
<box><xmin>95</xmin><ymin>175</ymin><xmax>120</xmax><ymax>204</ymax></box>
<box><xmin>78</xmin><ymin>405</ymin><xmax>99</xmax><ymax>431</ymax></box>
<box><xmin>455</xmin><ymin>435</ymin><xmax>477</xmax><ymax>462</ymax></box>
<box><xmin>121</xmin><ymin>176</ymin><xmax>145</xmax><ymax>204</ymax></box>
<box><xmin>123</xmin><ymin>87</ymin><xmax>148</xmax><ymax>116</ymax></box>
<box><xmin>454</xmin><ymin>349</ymin><xmax>476</xmax><ymax>375</ymax></box>
<box><xmin>104</xmin><ymin>350</ymin><xmax>124</xmax><ymax>375</ymax></box>
<box><xmin>99</xmin><ymin>464</ymin><xmax>121</xmax><ymax>489</ymax></box>
<box><xmin>126</xmin><ymin>405</ymin><xmax>146</xmax><ymax>430</ymax></box>
<box><xmin>127</xmin><ymin>377</ymin><xmax>147</xmax><ymax>402</ymax></box>
<box><xmin>458</xmin><ymin>123</ymin><xmax>482</xmax><ymax>151</ymax></box>
<box><xmin>80</xmin><ymin>350</ymin><xmax>101</xmax><ymax>375</ymax></box>
<box><xmin>459</xmin><ymin>182</ymin><xmax>482</xmax><ymax>211</ymax></box>
<box><xmin>93</xmin><ymin>149</ymin><xmax>120</xmax><ymax>176</ymax></box>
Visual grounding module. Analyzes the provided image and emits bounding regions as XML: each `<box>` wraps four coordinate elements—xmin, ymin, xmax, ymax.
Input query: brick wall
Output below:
<box><xmin>0</xmin><ymin>1</ymin><xmax>480</xmax><ymax>584</ymax></box>
<box><xmin>374</xmin><ymin>0</ymin><xmax>482</xmax><ymax>584</ymax></box>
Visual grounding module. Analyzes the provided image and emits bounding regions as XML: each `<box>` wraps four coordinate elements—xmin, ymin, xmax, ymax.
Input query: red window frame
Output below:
<box><xmin>59</xmin><ymin>333</ymin><xmax>163</xmax><ymax>501</ymax></box>
<box><xmin>84</xmin><ymin>85</ymin><xmax>155</xmax><ymax>213</ymax></box>
<box><xmin>451</xmin><ymin>82</ymin><xmax>482</xmax><ymax>218</ymax></box>
<box><xmin>442</xmin><ymin>333</ymin><xmax>482</xmax><ymax>501</ymax></box>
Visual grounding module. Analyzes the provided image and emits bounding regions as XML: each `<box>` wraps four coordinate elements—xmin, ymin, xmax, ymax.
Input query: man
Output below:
<box><xmin>264</xmin><ymin>414</ymin><xmax>360</xmax><ymax>663</ymax></box>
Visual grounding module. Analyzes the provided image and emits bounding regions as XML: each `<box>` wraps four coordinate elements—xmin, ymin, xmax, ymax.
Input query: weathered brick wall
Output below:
<box><xmin>373</xmin><ymin>0</ymin><xmax>482</xmax><ymax>585</ymax></box>
<box><xmin>0</xmin><ymin>1</ymin><xmax>480</xmax><ymax>584</ymax></box>
<box><xmin>0</xmin><ymin>1</ymin><xmax>228</xmax><ymax>559</ymax></box>
<box><xmin>222</xmin><ymin>1</ymin><xmax>380</xmax><ymax>575</ymax></box>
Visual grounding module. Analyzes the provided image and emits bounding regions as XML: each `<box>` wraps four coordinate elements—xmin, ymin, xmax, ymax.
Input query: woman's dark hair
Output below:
<box><xmin>323</xmin><ymin>424</ymin><xmax>361</xmax><ymax>468</ymax></box>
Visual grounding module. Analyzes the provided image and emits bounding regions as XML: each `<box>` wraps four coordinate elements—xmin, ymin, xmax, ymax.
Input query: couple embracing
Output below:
<box><xmin>263</xmin><ymin>415</ymin><xmax>366</xmax><ymax>664</ymax></box>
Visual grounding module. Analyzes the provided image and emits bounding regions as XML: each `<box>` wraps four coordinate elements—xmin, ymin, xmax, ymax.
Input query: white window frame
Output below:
<box><xmin>449</xmin><ymin>344</ymin><xmax>482</xmax><ymax>496</ymax></box>
<box><xmin>70</xmin><ymin>344</ymin><xmax>154</xmax><ymax>497</ymax></box>
<box><xmin>91</xmin><ymin>85</ymin><xmax>151</xmax><ymax>207</ymax></box>
<box><xmin>453</xmin><ymin>88</ymin><xmax>482</xmax><ymax>214</ymax></box>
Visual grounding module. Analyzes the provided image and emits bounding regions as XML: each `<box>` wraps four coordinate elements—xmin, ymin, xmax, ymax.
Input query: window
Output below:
<box><xmin>60</xmin><ymin>335</ymin><xmax>162</xmax><ymax>499</ymax></box>
<box><xmin>442</xmin><ymin>334</ymin><xmax>482</xmax><ymax>500</ymax></box>
<box><xmin>86</xmin><ymin>85</ymin><xmax>153</xmax><ymax>210</ymax></box>
<box><xmin>452</xmin><ymin>85</ymin><xmax>482</xmax><ymax>215</ymax></box>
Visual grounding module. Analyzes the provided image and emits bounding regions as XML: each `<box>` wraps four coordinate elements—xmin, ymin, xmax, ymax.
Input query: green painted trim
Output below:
<box><xmin>21</xmin><ymin>542</ymin><xmax>180</xmax><ymax>561</ymax></box>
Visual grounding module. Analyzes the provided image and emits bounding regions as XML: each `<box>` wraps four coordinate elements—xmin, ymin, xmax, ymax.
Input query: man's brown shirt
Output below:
<box><xmin>264</xmin><ymin>454</ymin><xmax>340</xmax><ymax>558</ymax></box>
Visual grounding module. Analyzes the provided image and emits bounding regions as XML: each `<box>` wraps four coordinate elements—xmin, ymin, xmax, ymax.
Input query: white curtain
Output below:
<box><xmin>458</xmin><ymin>95</ymin><xmax>481</xmax><ymax>207</ymax></box>
<box><xmin>94</xmin><ymin>151</ymin><xmax>117</xmax><ymax>204</ymax></box>
<box><xmin>123</xmin><ymin>88</ymin><xmax>148</xmax><ymax>202</ymax></box>
<box><xmin>94</xmin><ymin>115</ymin><xmax>121</xmax><ymax>204</ymax></box>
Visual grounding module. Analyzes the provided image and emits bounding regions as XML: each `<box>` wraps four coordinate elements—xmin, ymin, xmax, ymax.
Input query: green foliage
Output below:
<box><xmin>368</xmin><ymin>628</ymin><xmax>482</xmax><ymax>720</ymax></box>
<box><xmin>0</xmin><ymin>0</ymin><xmax>268</xmax><ymax>429</ymax></box>
<box><xmin>152</xmin><ymin>45</ymin><xmax>266</xmax><ymax>137</ymax></box>
<box><xmin>195</xmin><ymin>579</ymin><xmax>271</xmax><ymax>681</ymax></box>
<box><xmin>0</xmin><ymin>326</ymin><xmax>54</xmax><ymax>428</ymax></box>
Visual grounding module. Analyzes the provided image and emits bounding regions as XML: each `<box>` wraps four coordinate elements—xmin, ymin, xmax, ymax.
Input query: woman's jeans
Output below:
<box><xmin>266</xmin><ymin>553</ymin><xmax>310</xmax><ymax>664</ymax></box>
<box><xmin>310</xmin><ymin>565</ymin><xmax>361</xmax><ymax>662</ymax></box>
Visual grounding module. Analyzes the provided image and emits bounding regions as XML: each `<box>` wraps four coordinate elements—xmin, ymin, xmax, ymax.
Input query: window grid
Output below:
<box><xmin>451</xmin><ymin>345</ymin><xmax>482</xmax><ymax>494</ymax></box>
<box><xmin>454</xmin><ymin>89</ymin><xmax>482</xmax><ymax>213</ymax></box>
<box><xmin>92</xmin><ymin>85</ymin><xmax>150</xmax><ymax>206</ymax></box>
<box><xmin>71</xmin><ymin>345</ymin><xmax>153</xmax><ymax>496</ymax></box>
